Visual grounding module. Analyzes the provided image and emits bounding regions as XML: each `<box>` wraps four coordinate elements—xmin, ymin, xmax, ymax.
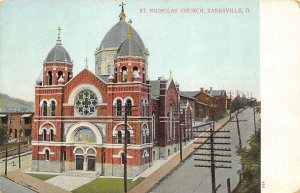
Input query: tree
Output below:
<box><xmin>236</xmin><ymin>131</ymin><xmax>261</xmax><ymax>193</ymax></box>
<box><xmin>0</xmin><ymin>124</ymin><xmax>8</xmax><ymax>145</ymax></box>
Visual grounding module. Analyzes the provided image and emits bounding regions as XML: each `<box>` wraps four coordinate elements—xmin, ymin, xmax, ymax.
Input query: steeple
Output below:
<box><xmin>119</xmin><ymin>2</ymin><xmax>126</xmax><ymax>21</ymax></box>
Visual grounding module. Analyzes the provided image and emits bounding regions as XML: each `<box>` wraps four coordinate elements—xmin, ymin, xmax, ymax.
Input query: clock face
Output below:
<box><xmin>75</xmin><ymin>89</ymin><xmax>98</xmax><ymax>116</ymax></box>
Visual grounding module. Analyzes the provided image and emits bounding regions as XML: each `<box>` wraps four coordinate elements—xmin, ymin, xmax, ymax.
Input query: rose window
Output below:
<box><xmin>75</xmin><ymin>89</ymin><xmax>98</xmax><ymax>116</ymax></box>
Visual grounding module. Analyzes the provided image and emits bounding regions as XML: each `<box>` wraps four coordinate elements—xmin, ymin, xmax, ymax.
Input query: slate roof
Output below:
<box><xmin>100</xmin><ymin>21</ymin><xmax>145</xmax><ymax>51</ymax></box>
<box><xmin>180</xmin><ymin>91</ymin><xmax>199</xmax><ymax>98</ymax></box>
<box><xmin>150</xmin><ymin>80</ymin><xmax>160</xmax><ymax>99</ymax></box>
<box><xmin>45</xmin><ymin>40</ymin><xmax>71</xmax><ymax>63</ymax></box>
<box><xmin>210</xmin><ymin>90</ymin><xmax>226</xmax><ymax>97</ymax></box>
<box><xmin>179</xmin><ymin>91</ymin><xmax>196</xmax><ymax>100</ymax></box>
<box><xmin>116</xmin><ymin>38</ymin><xmax>144</xmax><ymax>57</ymax></box>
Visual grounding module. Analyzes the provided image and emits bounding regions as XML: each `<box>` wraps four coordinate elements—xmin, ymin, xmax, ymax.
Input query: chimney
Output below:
<box><xmin>210</xmin><ymin>87</ymin><xmax>212</xmax><ymax>92</ymax></box>
<box><xmin>200</xmin><ymin>87</ymin><xmax>204</xmax><ymax>92</ymax></box>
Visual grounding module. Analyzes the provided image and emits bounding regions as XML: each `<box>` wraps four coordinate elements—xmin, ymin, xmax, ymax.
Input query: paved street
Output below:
<box><xmin>152</xmin><ymin>108</ymin><xmax>260</xmax><ymax>193</ymax></box>
<box><xmin>0</xmin><ymin>176</ymin><xmax>35</xmax><ymax>193</ymax></box>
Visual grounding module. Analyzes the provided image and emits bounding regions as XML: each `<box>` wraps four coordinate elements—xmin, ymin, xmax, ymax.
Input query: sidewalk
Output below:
<box><xmin>129</xmin><ymin>113</ymin><xmax>236</xmax><ymax>193</ymax></box>
<box><xmin>5</xmin><ymin>170</ymin><xmax>71</xmax><ymax>193</ymax></box>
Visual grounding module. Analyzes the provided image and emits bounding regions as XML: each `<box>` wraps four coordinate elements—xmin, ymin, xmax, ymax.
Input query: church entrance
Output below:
<box><xmin>74</xmin><ymin>147</ymin><xmax>97</xmax><ymax>171</ymax></box>
<box><xmin>76</xmin><ymin>155</ymin><xmax>84</xmax><ymax>170</ymax></box>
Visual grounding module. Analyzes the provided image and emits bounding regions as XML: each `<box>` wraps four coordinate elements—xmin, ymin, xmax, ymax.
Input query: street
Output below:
<box><xmin>0</xmin><ymin>176</ymin><xmax>35</xmax><ymax>193</ymax></box>
<box><xmin>152</xmin><ymin>108</ymin><xmax>260</xmax><ymax>193</ymax></box>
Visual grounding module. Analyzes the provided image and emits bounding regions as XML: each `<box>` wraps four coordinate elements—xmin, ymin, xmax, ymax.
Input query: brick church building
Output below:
<box><xmin>31</xmin><ymin>4</ymin><xmax>191</xmax><ymax>177</ymax></box>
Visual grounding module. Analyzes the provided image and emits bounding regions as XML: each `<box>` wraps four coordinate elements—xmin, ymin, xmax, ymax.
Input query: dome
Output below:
<box><xmin>45</xmin><ymin>40</ymin><xmax>72</xmax><ymax>63</ymax></box>
<box><xmin>100</xmin><ymin>20</ymin><xmax>145</xmax><ymax>51</ymax></box>
<box><xmin>116</xmin><ymin>38</ymin><xmax>144</xmax><ymax>57</ymax></box>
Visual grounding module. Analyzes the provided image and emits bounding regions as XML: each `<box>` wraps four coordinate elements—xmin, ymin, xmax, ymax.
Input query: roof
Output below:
<box><xmin>116</xmin><ymin>38</ymin><xmax>144</xmax><ymax>57</ymax></box>
<box><xmin>210</xmin><ymin>90</ymin><xmax>226</xmax><ymax>97</ymax></box>
<box><xmin>180</xmin><ymin>91</ymin><xmax>199</xmax><ymax>98</ymax></box>
<box><xmin>150</xmin><ymin>80</ymin><xmax>160</xmax><ymax>98</ymax></box>
<box><xmin>179</xmin><ymin>91</ymin><xmax>196</xmax><ymax>100</ymax></box>
<box><xmin>100</xmin><ymin>20</ymin><xmax>145</xmax><ymax>51</ymax></box>
<box><xmin>45</xmin><ymin>40</ymin><xmax>71</xmax><ymax>63</ymax></box>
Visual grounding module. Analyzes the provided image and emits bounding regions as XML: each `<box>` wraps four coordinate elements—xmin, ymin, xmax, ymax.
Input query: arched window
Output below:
<box><xmin>152</xmin><ymin>112</ymin><xmax>155</xmax><ymax>141</ymax></box>
<box><xmin>142</xmin><ymin>68</ymin><xmax>146</xmax><ymax>83</ymax></box>
<box><xmin>43</xmin><ymin>129</ymin><xmax>47</xmax><ymax>141</ymax></box>
<box><xmin>142</xmin><ymin>125</ymin><xmax>148</xmax><ymax>144</ymax></box>
<box><xmin>121</xmin><ymin>66</ymin><xmax>127</xmax><ymax>82</ymax></box>
<box><xmin>42</xmin><ymin>101</ymin><xmax>47</xmax><ymax>116</ymax></box>
<box><xmin>169</xmin><ymin>105</ymin><xmax>173</xmax><ymax>139</ymax></box>
<box><xmin>45</xmin><ymin>149</ymin><xmax>49</xmax><ymax>161</ymax></box>
<box><xmin>50</xmin><ymin>129</ymin><xmax>54</xmax><ymax>141</ymax></box>
<box><xmin>116</xmin><ymin>99</ymin><xmax>122</xmax><ymax>116</ymax></box>
<box><xmin>50</xmin><ymin>101</ymin><xmax>56</xmax><ymax>116</ymax></box>
<box><xmin>126</xmin><ymin>99</ymin><xmax>132</xmax><ymax>116</ymax></box>
<box><xmin>121</xmin><ymin>152</ymin><xmax>125</xmax><ymax>164</ymax></box>
<box><xmin>58</xmin><ymin>71</ymin><xmax>63</xmax><ymax>80</ymax></box>
<box><xmin>68</xmin><ymin>72</ymin><xmax>71</xmax><ymax>81</ymax></box>
<box><xmin>126</xmin><ymin>130</ymin><xmax>130</xmax><ymax>144</ymax></box>
<box><xmin>144</xmin><ymin>100</ymin><xmax>148</xmax><ymax>116</ymax></box>
<box><xmin>117</xmin><ymin>131</ymin><xmax>122</xmax><ymax>144</ymax></box>
<box><xmin>133</xmin><ymin>67</ymin><xmax>138</xmax><ymax>80</ymax></box>
<box><xmin>141</xmin><ymin>99</ymin><xmax>144</xmax><ymax>116</ymax></box>
<box><xmin>48</xmin><ymin>71</ymin><xmax>52</xmax><ymax>85</ymax></box>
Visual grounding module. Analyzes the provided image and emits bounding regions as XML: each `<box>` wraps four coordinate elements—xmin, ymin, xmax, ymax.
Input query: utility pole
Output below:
<box><xmin>194</xmin><ymin>122</ymin><xmax>231</xmax><ymax>193</ymax></box>
<box><xmin>253</xmin><ymin>107</ymin><xmax>257</xmax><ymax>134</ymax></box>
<box><xmin>124</xmin><ymin>103</ymin><xmax>128</xmax><ymax>193</ymax></box>
<box><xmin>18</xmin><ymin>141</ymin><xmax>21</xmax><ymax>169</ymax></box>
<box><xmin>229</xmin><ymin>114</ymin><xmax>247</xmax><ymax>149</ymax></box>
<box><xmin>5</xmin><ymin>145</ymin><xmax>8</xmax><ymax>175</ymax></box>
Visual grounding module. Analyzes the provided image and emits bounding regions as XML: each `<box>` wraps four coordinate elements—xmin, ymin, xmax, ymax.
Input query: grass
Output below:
<box><xmin>28</xmin><ymin>173</ymin><xmax>57</xmax><ymax>181</ymax></box>
<box><xmin>72</xmin><ymin>177</ymin><xmax>145</xmax><ymax>193</ymax></box>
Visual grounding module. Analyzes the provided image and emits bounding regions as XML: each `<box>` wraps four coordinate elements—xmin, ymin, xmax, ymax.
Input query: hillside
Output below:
<box><xmin>0</xmin><ymin>93</ymin><xmax>34</xmax><ymax>112</ymax></box>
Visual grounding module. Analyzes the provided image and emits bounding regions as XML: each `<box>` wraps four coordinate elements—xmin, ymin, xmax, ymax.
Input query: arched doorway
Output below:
<box><xmin>75</xmin><ymin>148</ymin><xmax>84</xmax><ymax>170</ymax></box>
<box><xmin>87</xmin><ymin>148</ymin><xmax>96</xmax><ymax>171</ymax></box>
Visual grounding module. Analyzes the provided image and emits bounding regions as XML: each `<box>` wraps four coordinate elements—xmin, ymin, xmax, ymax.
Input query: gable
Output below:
<box><xmin>63</xmin><ymin>68</ymin><xmax>107</xmax><ymax>103</ymax></box>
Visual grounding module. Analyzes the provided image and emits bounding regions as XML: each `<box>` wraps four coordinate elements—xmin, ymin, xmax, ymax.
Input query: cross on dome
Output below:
<box><xmin>119</xmin><ymin>1</ymin><xmax>126</xmax><ymax>21</ymax></box>
<box><xmin>57</xmin><ymin>27</ymin><xmax>62</xmax><ymax>40</ymax></box>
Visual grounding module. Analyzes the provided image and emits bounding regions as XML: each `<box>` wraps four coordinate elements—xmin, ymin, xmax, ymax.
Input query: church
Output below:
<box><xmin>31</xmin><ymin>4</ymin><xmax>192</xmax><ymax>177</ymax></box>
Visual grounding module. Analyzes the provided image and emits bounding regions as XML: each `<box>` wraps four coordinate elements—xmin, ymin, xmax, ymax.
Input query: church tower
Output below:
<box><xmin>95</xmin><ymin>3</ymin><xmax>149</xmax><ymax>79</ymax></box>
<box><xmin>32</xmin><ymin>28</ymin><xmax>73</xmax><ymax>173</ymax></box>
<box><xmin>42</xmin><ymin>27</ymin><xmax>73</xmax><ymax>86</ymax></box>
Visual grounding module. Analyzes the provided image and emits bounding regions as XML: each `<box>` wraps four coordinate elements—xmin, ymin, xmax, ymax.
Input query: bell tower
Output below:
<box><xmin>43</xmin><ymin>27</ymin><xmax>73</xmax><ymax>86</ymax></box>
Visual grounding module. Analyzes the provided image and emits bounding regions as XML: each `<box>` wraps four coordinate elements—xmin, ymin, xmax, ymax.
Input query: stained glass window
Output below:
<box><xmin>75</xmin><ymin>89</ymin><xmax>98</xmax><ymax>116</ymax></box>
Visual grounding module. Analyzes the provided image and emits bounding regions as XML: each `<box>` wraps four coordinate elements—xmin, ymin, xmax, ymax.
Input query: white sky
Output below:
<box><xmin>0</xmin><ymin>0</ymin><xmax>259</xmax><ymax>101</ymax></box>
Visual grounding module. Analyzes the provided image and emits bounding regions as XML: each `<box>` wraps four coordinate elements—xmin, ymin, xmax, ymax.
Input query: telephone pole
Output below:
<box><xmin>193</xmin><ymin>122</ymin><xmax>232</xmax><ymax>193</ymax></box>
<box><xmin>124</xmin><ymin>103</ymin><xmax>128</xmax><ymax>193</ymax></box>
<box><xmin>229</xmin><ymin>114</ymin><xmax>247</xmax><ymax>149</ymax></box>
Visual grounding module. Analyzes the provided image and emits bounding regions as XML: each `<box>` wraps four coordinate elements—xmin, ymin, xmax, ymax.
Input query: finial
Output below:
<box><xmin>84</xmin><ymin>58</ymin><xmax>89</xmax><ymax>69</ymax></box>
<box><xmin>169</xmin><ymin>69</ymin><xmax>172</xmax><ymax>78</ymax></box>
<box><xmin>119</xmin><ymin>2</ymin><xmax>126</xmax><ymax>21</ymax></box>
<box><xmin>57</xmin><ymin>27</ymin><xmax>62</xmax><ymax>40</ymax></box>
<box><xmin>128</xmin><ymin>19</ymin><xmax>132</xmax><ymax>39</ymax></box>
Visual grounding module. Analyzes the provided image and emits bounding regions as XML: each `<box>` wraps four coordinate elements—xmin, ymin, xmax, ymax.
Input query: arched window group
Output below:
<box><xmin>116</xmin><ymin>130</ymin><xmax>131</xmax><ymax>144</ymax></box>
<box><xmin>42</xmin><ymin>128</ymin><xmax>55</xmax><ymax>142</ymax></box>
<box><xmin>141</xmin><ymin>125</ymin><xmax>150</xmax><ymax>144</ymax></box>
<box><xmin>40</xmin><ymin>100</ymin><xmax>56</xmax><ymax>116</ymax></box>
<box><xmin>114</xmin><ymin>98</ymin><xmax>133</xmax><ymax>116</ymax></box>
